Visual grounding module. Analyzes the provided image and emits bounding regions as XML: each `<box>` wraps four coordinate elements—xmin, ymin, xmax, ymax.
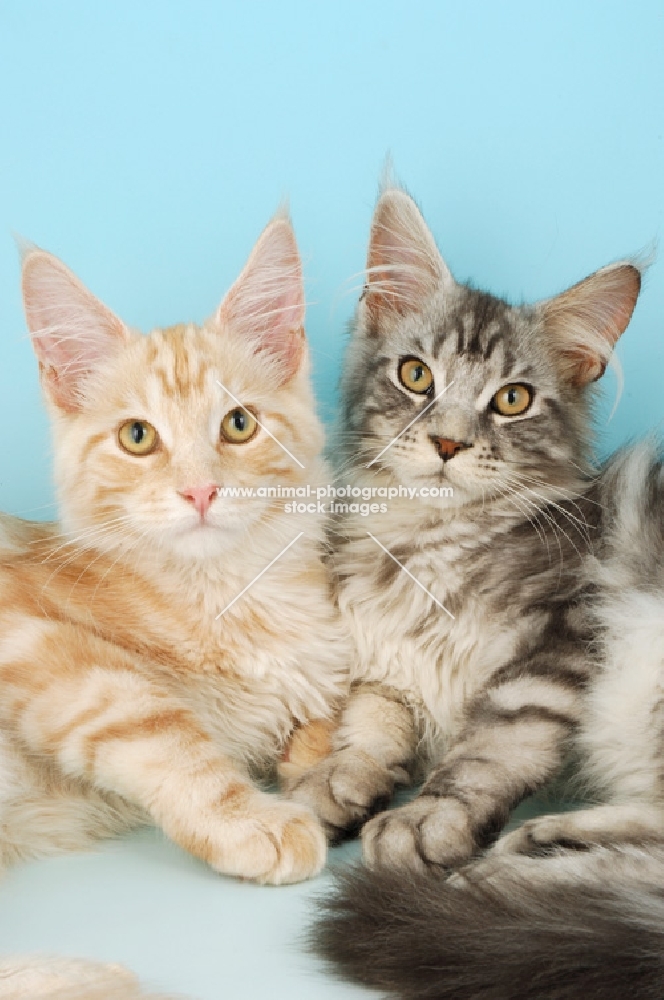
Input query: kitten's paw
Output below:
<box><xmin>284</xmin><ymin>748</ymin><xmax>400</xmax><ymax>839</ymax></box>
<box><xmin>362</xmin><ymin>795</ymin><xmax>475</xmax><ymax>871</ymax></box>
<box><xmin>491</xmin><ymin>814</ymin><xmax>590</xmax><ymax>857</ymax></box>
<box><xmin>278</xmin><ymin>718</ymin><xmax>337</xmax><ymax>785</ymax></box>
<box><xmin>209</xmin><ymin>794</ymin><xmax>327</xmax><ymax>885</ymax></box>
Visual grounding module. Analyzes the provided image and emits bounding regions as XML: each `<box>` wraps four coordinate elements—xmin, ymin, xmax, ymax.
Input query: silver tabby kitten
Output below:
<box><xmin>293</xmin><ymin>190</ymin><xmax>664</xmax><ymax>999</ymax></box>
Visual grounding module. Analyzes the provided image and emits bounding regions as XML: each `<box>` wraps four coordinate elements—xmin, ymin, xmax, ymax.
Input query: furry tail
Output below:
<box><xmin>313</xmin><ymin>847</ymin><xmax>664</xmax><ymax>1000</ymax></box>
<box><xmin>0</xmin><ymin>957</ymin><xmax>183</xmax><ymax>999</ymax></box>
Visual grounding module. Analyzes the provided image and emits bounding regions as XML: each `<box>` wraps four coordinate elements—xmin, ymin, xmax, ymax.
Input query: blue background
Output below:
<box><xmin>0</xmin><ymin>2</ymin><xmax>663</xmax><ymax>997</ymax></box>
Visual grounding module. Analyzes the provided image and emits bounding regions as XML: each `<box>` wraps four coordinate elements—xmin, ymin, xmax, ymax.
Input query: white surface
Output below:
<box><xmin>0</xmin><ymin>794</ymin><xmax>559</xmax><ymax>998</ymax></box>
<box><xmin>0</xmin><ymin>827</ymin><xmax>374</xmax><ymax>1000</ymax></box>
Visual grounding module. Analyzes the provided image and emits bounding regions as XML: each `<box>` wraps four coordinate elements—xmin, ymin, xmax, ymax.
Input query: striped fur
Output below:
<box><xmin>288</xmin><ymin>189</ymin><xmax>664</xmax><ymax>997</ymax></box>
<box><xmin>313</xmin><ymin>447</ymin><xmax>664</xmax><ymax>999</ymax></box>
<box><xmin>289</xmin><ymin>187</ymin><xmax>641</xmax><ymax>858</ymax></box>
<box><xmin>0</xmin><ymin>215</ymin><xmax>350</xmax><ymax>890</ymax></box>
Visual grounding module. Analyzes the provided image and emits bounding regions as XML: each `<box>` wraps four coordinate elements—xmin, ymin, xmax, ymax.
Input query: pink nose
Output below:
<box><xmin>179</xmin><ymin>483</ymin><xmax>219</xmax><ymax>517</ymax></box>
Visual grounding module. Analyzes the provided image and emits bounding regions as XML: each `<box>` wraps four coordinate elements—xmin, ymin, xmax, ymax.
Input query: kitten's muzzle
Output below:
<box><xmin>429</xmin><ymin>436</ymin><xmax>473</xmax><ymax>462</ymax></box>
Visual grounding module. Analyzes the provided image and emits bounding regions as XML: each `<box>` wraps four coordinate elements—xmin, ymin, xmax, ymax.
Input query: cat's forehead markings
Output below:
<box><xmin>150</xmin><ymin>325</ymin><xmax>208</xmax><ymax>399</ymax></box>
<box><xmin>455</xmin><ymin>313</ymin><xmax>474</xmax><ymax>355</ymax></box>
<box><xmin>451</xmin><ymin>291</ymin><xmax>512</xmax><ymax>359</ymax></box>
<box><xmin>482</xmin><ymin>327</ymin><xmax>504</xmax><ymax>361</ymax></box>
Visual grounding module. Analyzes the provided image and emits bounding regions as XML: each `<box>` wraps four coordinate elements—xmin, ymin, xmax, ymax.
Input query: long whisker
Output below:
<box><xmin>507</xmin><ymin>475</ymin><xmax>594</xmax><ymax>546</ymax></box>
<box><xmin>499</xmin><ymin>472</ymin><xmax>585</xmax><ymax>565</ymax></box>
<box><xmin>493</xmin><ymin>480</ymin><xmax>551</xmax><ymax>558</ymax></box>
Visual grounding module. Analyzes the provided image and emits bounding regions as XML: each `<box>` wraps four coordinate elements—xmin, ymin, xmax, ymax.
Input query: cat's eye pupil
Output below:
<box><xmin>398</xmin><ymin>357</ymin><xmax>433</xmax><ymax>395</ymax></box>
<box><xmin>131</xmin><ymin>422</ymin><xmax>144</xmax><ymax>444</ymax></box>
<box><xmin>490</xmin><ymin>383</ymin><xmax>532</xmax><ymax>417</ymax></box>
<box><xmin>220</xmin><ymin>406</ymin><xmax>257</xmax><ymax>444</ymax></box>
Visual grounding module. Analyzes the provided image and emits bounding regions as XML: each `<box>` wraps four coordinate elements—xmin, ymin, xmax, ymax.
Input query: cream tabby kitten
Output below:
<box><xmin>0</xmin><ymin>214</ymin><xmax>349</xmax><ymax>892</ymax></box>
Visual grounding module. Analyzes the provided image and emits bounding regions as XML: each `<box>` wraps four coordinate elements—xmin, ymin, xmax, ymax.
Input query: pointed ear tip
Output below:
<box><xmin>613</xmin><ymin>259</ymin><xmax>642</xmax><ymax>275</ymax></box>
<box><xmin>20</xmin><ymin>250</ymin><xmax>50</xmax><ymax>301</ymax></box>
<box><xmin>372</xmin><ymin>189</ymin><xmax>426</xmax><ymax>238</ymax></box>
<box><xmin>607</xmin><ymin>260</ymin><xmax>643</xmax><ymax>302</ymax></box>
<box><xmin>629</xmin><ymin>263</ymin><xmax>642</xmax><ymax>297</ymax></box>
<box><xmin>13</xmin><ymin>233</ymin><xmax>38</xmax><ymax>264</ymax></box>
<box><xmin>375</xmin><ymin>186</ymin><xmax>413</xmax><ymax>212</ymax></box>
<box><xmin>601</xmin><ymin>259</ymin><xmax>642</xmax><ymax>281</ymax></box>
<box><xmin>20</xmin><ymin>247</ymin><xmax>63</xmax><ymax>285</ymax></box>
<box><xmin>626</xmin><ymin>261</ymin><xmax>643</xmax><ymax>289</ymax></box>
<box><xmin>262</xmin><ymin>214</ymin><xmax>300</xmax><ymax>255</ymax></box>
<box><xmin>269</xmin><ymin>211</ymin><xmax>292</xmax><ymax>229</ymax></box>
<box><xmin>20</xmin><ymin>246</ymin><xmax>45</xmax><ymax>273</ymax></box>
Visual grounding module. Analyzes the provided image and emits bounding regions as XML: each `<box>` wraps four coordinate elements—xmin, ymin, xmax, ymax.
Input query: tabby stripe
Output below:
<box><xmin>83</xmin><ymin>708</ymin><xmax>195</xmax><ymax>768</ymax></box>
<box><xmin>47</xmin><ymin>697</ymin><xmax>115</xmax><ymax>749</ymax></box>
<box><xmin>470</xmin><ymin>702</ymin><xmax>575</xmax><ymax>727</ymax></box>
<box><xmin>483</xmin><ymin>331</ymin><xmax>503</xmax><ymax>360</ymax></box>
<box><xmin>455</xmin><ymin>321</ymin><xmax>465</xmax><ymax>355</ymax></box>
<box><xmin>489</xmin><ymin>660</ymin><xmax>590</xmax><ymax>691</ymax></box>
<box><xmin>423</xmin><ymin>756</ymin><xmax>509</xmax><ymax>798</ymax></box>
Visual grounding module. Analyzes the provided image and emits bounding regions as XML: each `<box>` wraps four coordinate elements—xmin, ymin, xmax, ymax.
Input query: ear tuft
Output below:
<box><xmin>22</xmin><ymin>248</ymin><xmax>128</xmax><ymax>411</ymax></box>
<box><xmin>541</xmin><ymin>262</ymin><xmax>641</xmax><ymax>387</ymax></box>
<box><xmin>217</xmin><ymin>215</ymin><xmax>306</xmax><ymax>383</ymax></box>
<box><xmin>364</xmin><ymin>188</ymin><xmax>451</xmax><ymax>323</ymax></box>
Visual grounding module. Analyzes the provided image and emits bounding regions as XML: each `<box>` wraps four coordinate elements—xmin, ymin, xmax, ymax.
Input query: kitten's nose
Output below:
<box><xmin>429</xmin><ymin>437</ymin><xmax>473</xmax><ymax>462</ymax></box>
<box><xmin>180</xmin><ymin>483</ymin><xmax>220</xmax><ymax>517</ymax></box>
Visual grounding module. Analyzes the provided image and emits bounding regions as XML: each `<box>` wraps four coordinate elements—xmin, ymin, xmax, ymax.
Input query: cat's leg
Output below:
<box><xmin>282</xmin><ymin>684</ymin><xmax>418</xmax><ymax>839</ymax></box>
<box><xmin>362</xmin><ymin>672</ymin><xmax>579</xmax><ymax>869</ymax></box>
<box><xmin>491</xmin><ymin>802</ymin><xmax>664</xmax><ymax>856</ymax></box>
<box><xmin>0</xmin><ymin>720</ymin><xmax>147</xmax><ymax>873</ymax></box>
<box><xmin>278</xmin><ymin>718</ymin><xmax>337</xmax><ymax>784</ymax></box>
<box><xmin>0</xmin><ymin>618</ymin><xmax>325</xmax><ymax>884</ymax></box>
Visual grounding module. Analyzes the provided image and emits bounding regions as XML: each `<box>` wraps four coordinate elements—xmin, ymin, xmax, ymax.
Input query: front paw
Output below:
<box><xmin>491</xmin><ymin>815</ymin><xmax>590</xmax><ymax>858</ymax></box>
<box><xmin>207</xmin><ymin>793</ymin><xmax>327</xmax><ymax>885</ymax></box>
<box><xmin>284</xmin><ymin>748</ymin><xmax>401</xmax><ymax>840</ymax></box>
<box><xmin>362</xmin><ymin>795</ymin><xmax>476</xmax><ymax>871</ymax></box>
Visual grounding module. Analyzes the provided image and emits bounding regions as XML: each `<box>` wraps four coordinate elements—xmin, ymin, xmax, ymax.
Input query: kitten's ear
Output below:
<box><xmin>363</xmin><ymin>188</ymin><xmax>451</xmax><ymax>323</ymax></box>
<box><xmin>216</xmin><ymin>215</ymin><xmax>305</xmax><ymax>383</ymax></box>
<box><xmin>540</xmin><ymin>262</ymin><xmax>641</xmax><ymax>386</ymax></box>
<box><xmin>21</xmin><ymin>247</ymin><xmax>129</xmax><ymax>412</ymax></box>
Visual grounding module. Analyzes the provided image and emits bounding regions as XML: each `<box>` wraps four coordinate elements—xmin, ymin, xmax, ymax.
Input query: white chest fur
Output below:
<box><xmin>335</xmin><ymin>507</ymin><xmax>525</xmax><ymax>752</ymax></box>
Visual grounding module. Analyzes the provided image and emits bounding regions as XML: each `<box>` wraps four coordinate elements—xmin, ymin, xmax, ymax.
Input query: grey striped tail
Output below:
<box><xmin>312</xmin><ymin>857</ymin><xmax>664</xmax><ymax>1000</ymax></box>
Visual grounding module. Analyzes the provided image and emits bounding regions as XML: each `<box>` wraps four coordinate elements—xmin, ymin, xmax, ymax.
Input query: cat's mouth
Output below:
<box><xmin>177</xmin><ymin>512</ymin><xmax>247</xmax><ymax>537</ymax></box>
<box><xmin>172</xmin><ymin>514</ymin><xmax>223</xmax><ymax>536</ymax></box>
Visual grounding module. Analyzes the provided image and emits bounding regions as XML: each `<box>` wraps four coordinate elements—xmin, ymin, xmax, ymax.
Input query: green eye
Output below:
<box><xmin>398</xmin><ymin>357</ymin><xmax>434</xmax><ymax>394</ymax></box>
<box><xmin>221</xmin><ymin>407</ymin><xmax>258</xmax><ymax>444</ymax></box>
<box><xmin>491</xmin><ymin>384</ymin><xmax>533</xmax><ymax>417</ymax></box>
<box><xmin>118</xmin><ymin>420</ymin><xmax>159</xmax><ymax>455</ymax></box>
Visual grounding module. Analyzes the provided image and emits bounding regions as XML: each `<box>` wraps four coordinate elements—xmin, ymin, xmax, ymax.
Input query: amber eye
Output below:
<box><xmin>398</xmin><ymin>357</ymin><xmax>434</xmax><ymax>394</ymax></box>
<box><xmin>118</xmin><ymin>420</ymin><xmax>159</xmax><ymax>455</ymax></box>
<box><xmin>491</xmin><ymin>384</ymin><xmax>533</xmax><ymax>417</ymax></box>
<box><xmin>220</xmin><ymin>407</ymin><xmax>258</xmax><ymax>444</ymax></box>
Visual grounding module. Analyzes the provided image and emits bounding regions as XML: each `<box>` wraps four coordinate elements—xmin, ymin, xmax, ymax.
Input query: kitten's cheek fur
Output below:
<box><xmin>362</xmin><ymin>796</ymin><xmax>475</xmax><ymax>871</ymax></box>
<box><xmin>208</xmin><ymin>794</ymin><xmax>327</xmax><ymax>885</ymax></box>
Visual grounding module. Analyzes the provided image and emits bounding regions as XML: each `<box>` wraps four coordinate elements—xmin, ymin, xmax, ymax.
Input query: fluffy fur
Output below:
<box><xmin>293</xmin><ymin>189</ymin><xmax>664</xmax><ymax>997</ymax></box>
<box><xmin>315</xmin><ymin>846</ymin><xmax>664</xmax><ymax>1000</ymax></box>
<box><xmin>0</xmin><ymin>957</ymin><xmax>181</xmax><ymax>999</ymax></box>
<box><xmin>0</xmin><ymin>215</ymin><xmax>350</xmax><ymax>887</ymax></box>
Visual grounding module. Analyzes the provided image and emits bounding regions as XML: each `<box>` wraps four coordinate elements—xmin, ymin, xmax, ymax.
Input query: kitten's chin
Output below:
<box><xmin>165</xmin><ymin>521</ymin><xmax>250</xmax><ymax>561</ymax></box>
